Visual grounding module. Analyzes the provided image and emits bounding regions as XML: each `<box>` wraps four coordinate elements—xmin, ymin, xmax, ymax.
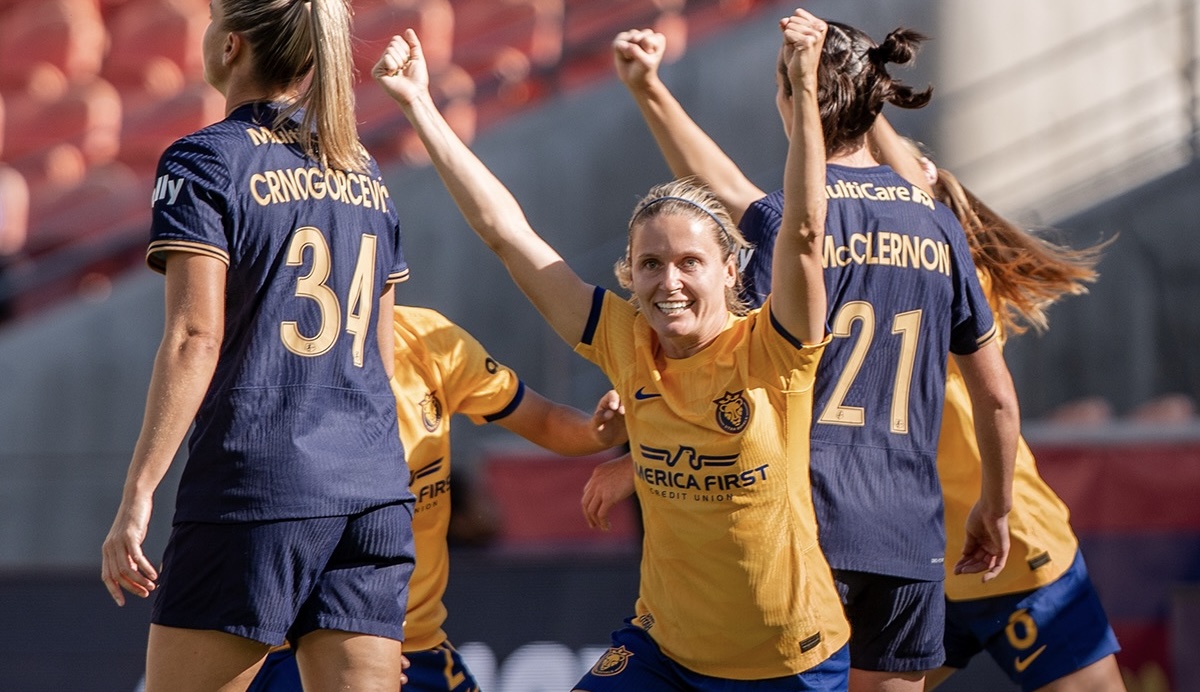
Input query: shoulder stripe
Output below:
<box><xmin>579</xmin><ymin>285</ymin><xmax>605</xmax><ymax>346</ymax></box>
<box><xmin>976</xmin><ymin>323</ymin><xmax>999</xmax><ymax>348</ymax></box>
<box><xmin>768</xmin><ymin>306</ymin><xmax>806</xmax><ymax>350</ymax></box>
<box><xmin>146</xmin><ymin>240</ymin><xmax>230</xmax><ymax>274</ymax></box>
<box><xmin>484</xmin><ymin>380</ymin><xmax>526</xmax><ymax>422</ymax></box>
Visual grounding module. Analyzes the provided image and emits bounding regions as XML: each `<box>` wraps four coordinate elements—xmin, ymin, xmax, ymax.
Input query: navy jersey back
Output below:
<box><xmin>148</xmin><ymin>102</ymin><xmax>412</xmax><ymax>522</ymax></box>
<box><xmin>739</xmin><ymin>164</ymin><xmax>996</xmax><ymax>580</ymax></box>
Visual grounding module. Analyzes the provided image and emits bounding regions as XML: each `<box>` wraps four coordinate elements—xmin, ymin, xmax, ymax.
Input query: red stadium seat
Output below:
<box><xmin>101</xmin><ymin>0</ymin><xmax>208</xmax><ymax>88</ymax></box>
<box><xmin>25</xmin><ymin>161</ymin><xmax>144</xmax><ymax>255</ymax></box>
<box><xmin>352</xmin><ymin>0</ymin><xmax>455</xmax><ymax>78</ymax></box>
<box><xmin>0</xmin><ymin>0</ymin><xmax>108</xmax><ymax>91</ymax></box>
<box><xmin>3</xmin><ymin>78</ymin><xmax>122</xmax><ymax>167</ymax></box>
<box><xmin>117</xmin><ymin>81</ymin><xmax>225</xmax><ymax>177</ymax></box>
<box><xmin>559</xmin><ymin>0</ymin><xmax>685</xmax><ymax>91</ymax></box>
<box><xmin>452</xmin><ymin>0</ymin><xmax>563</xmax><ymax>77</ymax></box>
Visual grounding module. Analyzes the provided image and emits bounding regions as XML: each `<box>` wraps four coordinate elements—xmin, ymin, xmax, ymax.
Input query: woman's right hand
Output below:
<box><xmin>374</xmin><ymin>29</ymin><xmax>431</xmax><ymax>107</ymax></box>
<box><xmin>101</xmin><ymin>495</ymin><xmax>158</xmax><ymax>606</ymax></box>
<box><xmin>780</xmin><ymin>9</ymin><xmax>827</xmax><ymax>90</ymax></box>
<box><xmin>612</xmin><ymin>28</ymin><xmax>666</xmax><ymax>90</ymax></box>
<box><xmin>582</xmin><ymin>454</ymin><xmax>635</xmax><ymax>531</ymax></box>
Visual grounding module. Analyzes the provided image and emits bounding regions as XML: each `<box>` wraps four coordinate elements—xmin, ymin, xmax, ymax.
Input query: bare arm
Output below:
<box><xmin>770</xmin><ymin>12</ymin><xmax>827</xmax><ymax>344</ymax></box>
<box><xmin>375</xmin><ymin>31</ymin><xmax>594</xmax><ymax>347</ymax></box>
<box><xmin>867</xmin><ymin>114</ymin><xmax>934</xmax><ymax>196</ymax></box>
<box><xmin>495</xmin><ymin>388</ymin><xmax>626</xmax><ymax>457</ymax></box>
<box><xmin>101</xmin><ymin>252</ymin><xmax>225</xmax><ymax>605</ymax></box>
<box><xmin>614</xmin><ymin>29</ymin><xmax>765</xmax><ymax>223</ymax></box>
<box><xmin>378</xmin><ymin>285</ymin><xmax>395</xmax><ymax>379</ymax></box>
<box><xmin>951</xmin><ymin>340</ymin><xmax>1018</xmax><ymax>581</ymax></box>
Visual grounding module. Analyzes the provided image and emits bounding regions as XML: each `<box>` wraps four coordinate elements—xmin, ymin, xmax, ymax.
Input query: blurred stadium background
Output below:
<box><xmin>0</xmin><ymin>0</ymin><xmax>1198</xmax><ymax>690</ymax></box>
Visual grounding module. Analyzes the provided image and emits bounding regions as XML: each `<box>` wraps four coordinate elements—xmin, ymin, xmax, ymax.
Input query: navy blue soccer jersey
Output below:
<box><xmin>148</xmin><ymin>102</ymin><xmax>412</xmax><ymax>522</ymax></box>
<box><xmin>739</xmin><ymin>164</ymin><xmax>996</xmax><ymax>580</ymax></box>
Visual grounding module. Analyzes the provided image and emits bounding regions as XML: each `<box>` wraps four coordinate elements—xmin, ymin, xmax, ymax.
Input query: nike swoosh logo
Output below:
<box><xmin>633</xmin><ymin>387</ymin><xmax>662</xmax><ymax>400</ymax></box>
<box><xmin>1014</xmin><ymin>645</ymin><xmax>1047</xmax><ymax>673</ymax></box>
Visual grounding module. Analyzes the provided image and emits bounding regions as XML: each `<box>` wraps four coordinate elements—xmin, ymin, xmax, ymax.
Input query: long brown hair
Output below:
<box><xmin>221</xmin><ymin>0</ymin><xmax>367</xmax><ymax>172</ymax></box>
<box><xmin>935</xmin><ymin>169</ymin><xmax>1109</xmax><ymax>335</ymax></box>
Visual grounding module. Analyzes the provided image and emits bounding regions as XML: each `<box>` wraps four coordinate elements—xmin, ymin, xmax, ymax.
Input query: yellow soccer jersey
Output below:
<box><xmin>391</xmin><ymin>306</ymin><xmax>523</xmax><ymax>651</ymax></box>
<box><xmin>574</xmin><ymin>288</ymin><xmax>849</xmax><ymax>680</ymax></box>
<box><xmin>937</xmin><ymin>279</ymin><xmax>1077</xmax><ymax>600</ymax></box>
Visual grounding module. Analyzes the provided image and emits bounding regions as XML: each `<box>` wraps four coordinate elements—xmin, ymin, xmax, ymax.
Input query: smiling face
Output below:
<box><xmin>629</xmin><ymin>213</ymin><xmax>738</xmax><ymax>359</ymax></box>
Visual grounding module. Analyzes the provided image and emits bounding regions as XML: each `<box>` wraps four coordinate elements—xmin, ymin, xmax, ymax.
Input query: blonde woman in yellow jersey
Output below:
<box><xmin>248</xmin><ymin>304</ymin><xmax>629</xmax><ymax>692</ymax></box>
<box><xmin>868</xmin><ymin>121</ymin><xmax>1126</xmax><ymax>692</ymax></box>
<box><xmin>375</xmin><ymin>12</ymin><xmax>853</xmax><ymax>691</ymax></box>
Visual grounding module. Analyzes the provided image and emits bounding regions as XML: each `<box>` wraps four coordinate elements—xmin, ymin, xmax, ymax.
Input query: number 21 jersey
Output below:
<box><xmin>740</xmin><ymin>164</ymin><xmax>996</xmax><ymax>580</ymax></box>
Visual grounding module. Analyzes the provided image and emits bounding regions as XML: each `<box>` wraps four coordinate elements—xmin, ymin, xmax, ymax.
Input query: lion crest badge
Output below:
<box><xmin>590</xmin><ymin>646</ymin><xmax>634</xmax><ymax>677</ymax></box>
<box><xmin>713</xmin><ymin>390</ymin><xmax>750</xmax><ymax>433</ymax></box>
<box><xmin>419</xmin><ymin>392</ymin><xmax>442</xmax><ymax>432</ymax></box>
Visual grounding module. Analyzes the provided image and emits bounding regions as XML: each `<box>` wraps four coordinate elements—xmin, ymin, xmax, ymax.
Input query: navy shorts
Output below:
<box><xmin>152</xmin><ymin>501</ymin><xmax>415</xmax><ymax>646</ymax></box>
<box><xmin>404</xmin><ymin>641</ymin><xmax>482</xmax><ymax>692</ymax></box>
<box><xmin>246</xmin><ymin>640</ymin><xmax>479</xmax><ymax>692</ymax></box>
<box><xmin>943</xmin><ymin>550</ymin><xmax>1120</xmax><ymax>691</ymax></box>
<box><xmin>572</xmin><ymin>620</ymin><xmax>849</xmax><ymax>691</ymax></box>
<box><xmin>834</xmin><ymin>570</ymin><xmax>945</xmax><ymax>673</ymax></box>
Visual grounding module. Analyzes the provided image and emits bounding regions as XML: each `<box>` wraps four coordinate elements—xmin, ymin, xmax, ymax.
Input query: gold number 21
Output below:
<box><xmin>280</xmin><ymin>226</ymin><xmax>378</xmax><ymax>367</ymax></box>
<box><xmin>817</xmin><ymin>301</ymin><xmax>922</xmax><ymax>434</ymax></box>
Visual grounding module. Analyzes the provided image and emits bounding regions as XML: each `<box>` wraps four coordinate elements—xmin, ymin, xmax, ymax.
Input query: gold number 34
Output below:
<box><xmin>280</xmin><ymin>226</ymin><xmax>378</xmax><ymax>367</ymax></box>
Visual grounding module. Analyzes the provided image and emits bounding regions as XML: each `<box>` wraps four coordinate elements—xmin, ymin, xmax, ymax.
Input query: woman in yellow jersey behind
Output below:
<box><xmin>248</xmin><ymin>304</ymin><xmax>630</xmax><ymax>692</ymax></box>
<box><xmin>375</xmin><ymin>10</ymin><xmax>851</xmax><ymax>691</ymax></box>
<box><xmin>868</xmin><ymin>122</ymin><xmax>1127</xmax><ymax>692</ymax></box>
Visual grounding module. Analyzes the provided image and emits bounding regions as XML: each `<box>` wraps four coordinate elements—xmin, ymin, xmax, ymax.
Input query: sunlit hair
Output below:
<box><xmin>615</xmin><ymin>178</ymin><xmax>751</xmax><ymax>315</ymax></box>
<box><xmin>781</xmin><ymin>21</ymin><xmax>931</xmax><ymax>157</ymax></box>
<box><xmin>934</xmin><ymin>168</ymin><xmax>1109</xmax><ymax>335</ymax></box>
<box><xmin>221</xmin><ymin>0</ymin><xmax>367</xmax><ymax>172</ymax></box>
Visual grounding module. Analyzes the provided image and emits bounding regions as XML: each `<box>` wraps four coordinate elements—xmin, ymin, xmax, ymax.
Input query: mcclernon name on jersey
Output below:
<box><xmin>244</xmin><ymin>126</ymin><xmax>393</xmax><ymax>212</ymax></box>
<box><xmin>822</xmin><ymin>178</ymin><xmax>952</xmax><ymax>276</ymax></box>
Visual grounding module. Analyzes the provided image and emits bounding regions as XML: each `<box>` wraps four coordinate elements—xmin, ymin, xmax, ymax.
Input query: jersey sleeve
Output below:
<box><xmin>943</xmin><ymin>210</ymin><xmax>998</xmax><ymax>355</ymax></box>
<box><xmin>758</xmin><ymin>296</ymin><xmax>830</xmax><ymax>390</ymax></box>
<box><xmin>572</xmin><ymin>286</ymin><xmax>637</xmax><ymax>384</ymax></box>
<box><xmin>146</xmin><ymin>137</ymin><xmax>233</xmax><ymax>273</ymax></box>
<box><xmin>434</xmin><ymin>319</ymin><xmax>524</xmax><ymax>425</ymax></box>
<box><xmin>736</xmin><ymin>192</ymin><xmax>784</xmax><ymax>310</ymax></box>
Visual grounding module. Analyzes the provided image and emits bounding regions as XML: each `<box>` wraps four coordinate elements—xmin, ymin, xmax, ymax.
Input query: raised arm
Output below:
<box><xmin>374</xmin><ymin>31</ymin><xmax>594</xmax><ymax>347</ymax></box>
<box><xmin>613</xmin><ymin>29</ymin><xmax>765</xmax><ymax>223</ymax></box>
<box><xmin>769</xmin><ymin>11</ymin><xmax>827</xmax><ymax>344</ymax></box>
<box><xmin>495</xmin><ymin>388</ymin><xmax>627</xmax><ymax>457</ymax></box>
<box><xmin>867</xmin><ymin>114</ymin><xmax>934</xmax><ymax>196</ymax></box>
<box><xmin>951</xmin><ymin>342</ymin><xmax>1018</xmax><ymax>581</ymax></box>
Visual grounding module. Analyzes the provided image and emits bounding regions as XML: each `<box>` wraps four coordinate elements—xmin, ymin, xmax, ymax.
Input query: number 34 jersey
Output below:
<box><xmin>739</xmin><ymin>164</ymin><xmax>996</xmax><ymax>581</ymax></box>
<box><xmin>147</xmin><ymin>101</ymin><xmax>411</xmax><ymax>523</ymax></box>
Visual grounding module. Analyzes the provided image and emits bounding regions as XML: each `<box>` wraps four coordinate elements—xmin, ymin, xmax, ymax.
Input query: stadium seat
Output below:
<box><xmin>558</xmin><ymin>0</ymin><xmax>684</xmax><ymax>91</ymax></box>
<box><xmin>1127</xmin><ymin>394</ymin><xmax>1198</xmax><ymax>425</ymax></box>
<box><xmin>25</xmin><ymin>161</ymin><xmax>144</xmax><ymax>256</ymax></box>
<box><xmin>101</xmin><ymin>0</ymin><xmax>208</xmax><ymax>88</ymax></box>
<box><xmin>0</xmin><ymin>0</ymin><xmax>108</xmax><ymax>91</ymax></box>
<box><xmin>117</xmin><ymin>81</ymin><xmax>225</xmax><ymax>177</ymax></box>
<box><xmin>352</xmin><ymin>0</ymin><xmax>455</xmax><ymax>78</ymax></box>
<box><xmin>452</xmin><ymin>0</ymin><xmax>563</xmax><ymax>77</ymax></box>
<box><xmin>2</xmin><ymin>78</ymin><xmax>122</xmax><ymax>167</ymax></box>
<box><xmin>1043</xmin><ymin>396</ymin><xmax>1114</xmax><ymax>426</ymax></box>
